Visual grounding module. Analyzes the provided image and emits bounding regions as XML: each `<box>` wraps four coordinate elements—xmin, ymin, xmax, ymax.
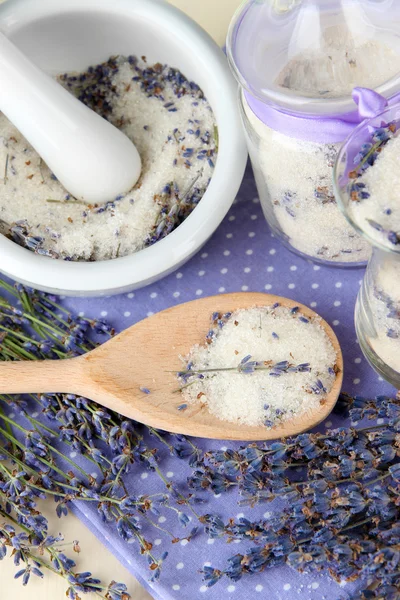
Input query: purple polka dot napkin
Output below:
<box><xmin>15</xmin><ymin>165</ymin><xmax>398</xmax><ymax>599</ymax></box>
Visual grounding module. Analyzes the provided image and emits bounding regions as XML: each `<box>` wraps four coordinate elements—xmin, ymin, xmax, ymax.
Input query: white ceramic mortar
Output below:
<box><xmin>0</xmin><ymin>0</ymin><xmax>247</xmax><ymax>296</ymax></box>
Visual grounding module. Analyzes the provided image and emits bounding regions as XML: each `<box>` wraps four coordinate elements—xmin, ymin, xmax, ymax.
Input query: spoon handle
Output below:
<box><xmin>0</xmin><ymin>358</ymin><xmax>84</xmax><ymax>395</ymax></box>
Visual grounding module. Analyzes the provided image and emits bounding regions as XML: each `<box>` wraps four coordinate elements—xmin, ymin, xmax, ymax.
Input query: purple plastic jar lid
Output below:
<box><xmin>227</xmin><ymin>0</ymin><xmax>400</xmax><ymax>141</ymax></box>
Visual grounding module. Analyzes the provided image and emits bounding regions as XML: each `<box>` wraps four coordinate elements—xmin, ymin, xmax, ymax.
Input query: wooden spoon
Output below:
<box><xmin>0</xmin><ymin>293</ymin><xmax>343</xmax><ymax>441</ymax></box>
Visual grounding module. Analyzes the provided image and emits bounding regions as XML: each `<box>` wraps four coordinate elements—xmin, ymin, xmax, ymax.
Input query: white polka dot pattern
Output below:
<box><xmin>66</xmin><ymin>168</ymin><xmax>394</xmax><ymax>600</ymax></box>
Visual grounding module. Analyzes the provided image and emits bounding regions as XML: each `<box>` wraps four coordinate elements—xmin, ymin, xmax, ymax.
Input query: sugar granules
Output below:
<box><xmin>365</xmin><ymin>256</ymin><xmax>400</xmax><ymax>375</ymax></box>
<box><xmin>348</xmin><ymin>123</ymin><xmax>400</xmax><ymax>250</ymax></box>
<box><xmin>242</xmin><ymin>24</ymin><xmax>400</xmax><ymax>264</ymax></box>
<box><xmin>0</xmin><ymin>55</ymin><xmax>216</xmax><ymax>260</ymax></box>
<box><xmin>178</xmin><ymin>305</ymin><xmax>339</xmax><ymax>428</ymax></box>
<box><xmin>244</xmin><ymin>106</ymin><xmax>371</xmax><ymax>263</ymax></box>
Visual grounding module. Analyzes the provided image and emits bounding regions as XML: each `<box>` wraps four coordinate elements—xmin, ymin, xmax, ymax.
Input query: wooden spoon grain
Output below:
<box><xmin>0</xmin><ymin>293</ymin><xmax>343</xmax><ymax>441</ymax></box>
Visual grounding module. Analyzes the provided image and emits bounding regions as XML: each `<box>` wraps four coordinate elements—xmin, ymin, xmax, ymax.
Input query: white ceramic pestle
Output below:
<box><xmin>0</xmin><ymin>31</ymin><xmax>141</xmax><ymax>204</ymax></box>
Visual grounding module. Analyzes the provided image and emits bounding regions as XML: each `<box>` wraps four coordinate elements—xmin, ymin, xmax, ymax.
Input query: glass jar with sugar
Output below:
<box><xmin>355</xmin><ymin>250</ymin><xmax>400</xmax><ymax>387</ymax></box>
<box><xmin>227</xmin><ymin>0</ymin><xmax>400</xmax><ymax>267</ymax></box>
<box><xmin>334</xmin><ymin>102</ymin><xmax>400</xmax><ymax>386</ymax></box>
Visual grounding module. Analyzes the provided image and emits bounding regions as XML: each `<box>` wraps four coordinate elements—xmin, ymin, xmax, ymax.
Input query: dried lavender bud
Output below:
<box><xmin>196</xmin><ymin>393</ymin><xmax>400</xmax><ymax>594</ymax></box>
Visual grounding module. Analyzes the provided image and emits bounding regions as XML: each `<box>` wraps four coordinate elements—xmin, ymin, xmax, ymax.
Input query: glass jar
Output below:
<box><xmin>355</xmin><ymin>249</ymin><xmax>400</xmax><ymax>387</ymax></box>
<box><xmin>334</xmin><ymin>102</ymin><xmax>400</xmax><ymax>386</ymax></box>
<box><xmin>227</xmin><ymin>0</ymin><xmax>400</xmax><ymax>267</ymax></box>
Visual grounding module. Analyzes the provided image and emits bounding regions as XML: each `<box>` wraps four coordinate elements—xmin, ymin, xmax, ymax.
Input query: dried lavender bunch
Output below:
<box><xmin>4</xmin><ymin>280</ymin><xmax>400</xmax><ymax>599</ymax></box>
<box><xmin>0</xmin><ymin>280</ymin><xmax>199</xmax><ymax>595</ymax></box>
<box><xmin>185</xmin><ymin>393</ymin><xmax>400</xmax><ymax>598</ymax></box>
<box><xmin>0</xmin><ymin>518</ymin><xmax>129</xmax><ymax>600</ymax></box>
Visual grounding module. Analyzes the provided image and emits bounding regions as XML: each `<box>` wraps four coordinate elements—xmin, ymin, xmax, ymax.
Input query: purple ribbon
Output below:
<box><xmin>245</xmin><ymin>87</ymin><xmax>399</xmax><ymax>143</ymax></box>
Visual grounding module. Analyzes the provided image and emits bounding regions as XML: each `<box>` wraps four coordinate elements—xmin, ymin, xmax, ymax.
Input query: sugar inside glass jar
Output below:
<box><xmin>355</xmin><ymin>250</ymin><xmax>400</xmax><ymax>387</ymax></box>
<box><xmin>334</xmin><ymin>102</ymin><xmax>400</xmax><ymax>386</ymax></box>
<box><xmin>227</xmin><ymin>0</ymin><xmax>400</xmax><ymax>267</ymax></box>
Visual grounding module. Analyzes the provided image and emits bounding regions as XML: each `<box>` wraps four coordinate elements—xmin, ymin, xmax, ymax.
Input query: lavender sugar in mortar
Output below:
<box><xmin>177</xmin><ymin>305</ymin><xmax>339</xmax><ymax>428</ymax></box>
<box><xmin>0</xmin><ymin>55</ymin><xmax>217</xmax><ymax>260</ymax></box>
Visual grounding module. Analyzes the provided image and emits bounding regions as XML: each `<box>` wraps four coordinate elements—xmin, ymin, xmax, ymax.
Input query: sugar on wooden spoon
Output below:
<box><xmin>0</xmin><ymin>293</ymin><xmax>343</xmax><ymax>441</ymax></box>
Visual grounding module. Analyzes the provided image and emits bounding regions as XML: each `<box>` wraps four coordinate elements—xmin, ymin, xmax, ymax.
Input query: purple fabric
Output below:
<box><xmin>245</xmin><ymin>86</ymin><xmax>396</xmax><ymax>143</ymax></box>
<box><xmin>45</xmin><ymin>164</ymin><xmax>393</xmax><ymax>600</ymax></box>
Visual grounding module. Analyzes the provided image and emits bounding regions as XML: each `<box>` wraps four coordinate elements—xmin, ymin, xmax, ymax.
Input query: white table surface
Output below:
<box><xmin>1</xmin><ymin>0</ymin><xmax>242</xmax><ymax>597</ymax></box>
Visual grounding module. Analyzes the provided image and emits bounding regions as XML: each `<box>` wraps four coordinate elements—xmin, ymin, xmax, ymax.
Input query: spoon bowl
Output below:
<box><xmin>0</xmin><ymin>293</ymin><xmax>343</xmax><ymax>440</ymax></box>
